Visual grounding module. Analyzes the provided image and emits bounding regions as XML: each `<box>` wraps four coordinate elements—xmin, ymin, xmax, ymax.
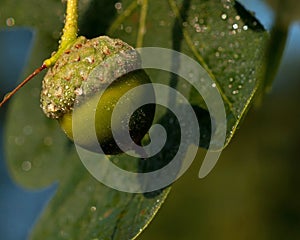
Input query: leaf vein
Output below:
<box><xmin>168</xmin><ymin>0</ymin><xmax>235</xmax><ymax>115</ymax></box>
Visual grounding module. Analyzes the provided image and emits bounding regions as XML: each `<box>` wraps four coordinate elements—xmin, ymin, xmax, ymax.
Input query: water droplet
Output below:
<box><xmin>46</xmin><ymin>103</ymin><xmax>55</xmax><ymax>112</ymax></box>
<box><xmin>125</xmin><ymin>26</ymin><xmax>132</xmax><ymax>33</ymax></box>
<box><xmin>90</xmin><ymin>206</ymin><xmax>97</xmax><ymax>212</ymax></box>
<box><xmin>232</xmin><ymin>23</ymin><xmax>239</xmax><ymax>30</ymax></box>
<box><xmin>114</xmin><ymin>2</ymin><xmax>122</xmax><ymax>11</ymax></box>
<box><xmin>6</xmin><ymin>17</ymin><xmax>15</xmax><ymax>26</ymax></box>
<box><xmin>221</xmin><ymin>13</ymin><xmax>227</xmax><ymax>20</ymax></box>
<box><xmin>85</xmin><ymin>56</ymin><xmax>94</xmax><ymax>64</ymax></box>
<box><xmin>232</xmin><ymin>90</ymin><xmax>239</xmax><ymax>95</ymax></box>
<box><xmin>235</xmin><ymin>15</ymin><xmax>241</xmax><ymax>21</ymax></box>
<box><xmin>212</xmin><ymin>83</ymin><xmax>216</xmax><ymax>88</ymax></box>
<box><xmin>230</xmin><ymin>30</ymin><xmax>237</xmax><ymax>35</ymax></box>
<box><xmin>243</xmin><ymin>25</ymin><xmax>248</xmax><ymax>31</ymax></box>
<box><xmin>194</xmin><ymin>23</ymin><xmax>204</xmax><ymax>33</ymax></box>
<box><xmin>22</xmin><ymin>161</ymin><xmax>32</xmax><ymax>171</ymax></box>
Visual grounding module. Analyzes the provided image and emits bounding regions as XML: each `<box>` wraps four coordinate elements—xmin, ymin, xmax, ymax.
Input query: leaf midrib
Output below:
<box><xmin>108</xmin><ymin>0</ymin><xmax>236</xmax><ymax>119</ymax></box>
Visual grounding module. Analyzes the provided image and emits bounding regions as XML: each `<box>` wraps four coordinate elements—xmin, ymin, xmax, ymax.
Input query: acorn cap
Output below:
<box><xmin>41</xmin><ymin>36</ymin><xmax>140</xmax><ymax>119</ymax></box>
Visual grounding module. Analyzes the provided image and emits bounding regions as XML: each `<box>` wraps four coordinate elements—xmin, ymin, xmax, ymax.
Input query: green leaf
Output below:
<box><xmin>173</xmin><ymin>0</ymin><xmax>268</xmax><ymax>147</ymax></box>
<box><xmin>107</xmin><ymin>0</ymin><xmax>268</xmax><ymax>148</ymax></box>
<box><xmin>1</xmin><ymin>0</ymin><xmax>269</xmax><ymax>239</ymax></box>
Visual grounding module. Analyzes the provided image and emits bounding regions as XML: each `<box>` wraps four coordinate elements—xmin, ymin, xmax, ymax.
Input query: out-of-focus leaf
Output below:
<box><xmin>266</xmin><ymin>0</ymin><xmax>300</xmax><ymax>26</ymax></box>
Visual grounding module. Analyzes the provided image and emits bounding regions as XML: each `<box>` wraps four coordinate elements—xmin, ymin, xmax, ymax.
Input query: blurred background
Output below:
<box><xmin>0</xmin><ymin>0</ymin><xmax>299</xmax><ymax>239</ymax></box>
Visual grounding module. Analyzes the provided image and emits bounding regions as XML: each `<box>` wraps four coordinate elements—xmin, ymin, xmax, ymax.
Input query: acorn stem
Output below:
<box><xmin>0</xmin><ymin>0</ymin><xmax>79</xmax><ymax>107</ymax></box>
<box><xmin>0</xmin><ymin>64</ymin><xmax>47</xmax><ymax>107</ymax></box>
<box><xmin>43</xmin><ymin>0</ymin><xmax>79</xmax><ymax>67</ymax></box>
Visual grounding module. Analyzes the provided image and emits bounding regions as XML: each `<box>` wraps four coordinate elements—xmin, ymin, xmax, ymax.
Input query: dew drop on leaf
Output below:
<box><xmin>114</xmin><ymin>2</ymin><xmax>122</xmax><ymax>11</ymax></box>
<box><xmin>243</xmin><ymin>25</ymin><xmax>248</xmax><ymax>31</ymax></box>
<box><xmin>21</xmin><ymin>161</ymin><xmax>32</xmax><ymax>171</ymax></box>
<box><xmin>232</xmin><ymin>23</ymin><xmax>238</xmax><ymax>29</ymax></box>
<box><xmin>6</xmin><ymin>17</ymin><xmax>15</xmax><ymax>26</ymax></box>
<box><xmin>90</xmin><ymin>206</ymin><xmax>97</xmax><ymax>212</ymax></box>
<box><xmin>221</xmin><ymin>13</ymin><xmax>227</xmax><ymax>20</ymax></box>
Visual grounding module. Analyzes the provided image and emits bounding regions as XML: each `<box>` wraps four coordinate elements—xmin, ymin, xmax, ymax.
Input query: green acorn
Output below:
<box><xmin>41</xmin><ymin>36</ymin><xmax>155</xmax><ymax>155</ymax></box>
<box><xmin>0</xmin><ymin>1</ymin><xmax>155</xmax><ymax>155</ymax></box>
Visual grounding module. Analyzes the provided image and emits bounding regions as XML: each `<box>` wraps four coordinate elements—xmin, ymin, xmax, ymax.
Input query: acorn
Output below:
<box><xmin>0</xmin><ymin>1</ymin><xmax>155</xmax><ymax>155</ymax></box>
<box><xmin>40</xmin><ymin>36</ymin><xmax>155</xmax><ymax>155</ymax></box>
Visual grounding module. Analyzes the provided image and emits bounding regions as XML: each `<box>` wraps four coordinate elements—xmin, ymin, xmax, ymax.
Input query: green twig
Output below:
<box><xmin>43</xmin><ymin>0</ymin><xmax>79</xmax><ymax>67</ymax></box>
<box><xmin>0</xmin><ymin>0</ymin><xmax>79</xmax><ymax>107</ymax></box>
